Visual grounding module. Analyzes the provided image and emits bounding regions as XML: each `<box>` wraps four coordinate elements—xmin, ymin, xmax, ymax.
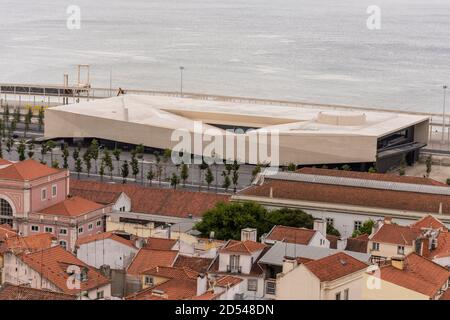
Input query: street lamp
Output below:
<box><xmin>179</xmin><ymin>66</ymin><xmax>185</xmax><ymax>97</ymax></box>
<box><xmin>442</xmin><ymin>85</ymin><xmax>448</xmax><ymax>144</ymax></box>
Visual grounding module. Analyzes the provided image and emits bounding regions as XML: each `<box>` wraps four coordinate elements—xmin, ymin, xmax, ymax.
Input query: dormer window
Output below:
<box><xmin>80</xmin><ymin>267</ymin><xmax>88</xmax><ymax>282</ymax></box>
<box><xmin>228</xmin><ymin>255</ymin><xmax>241</xmax><ymax>273</ymax></box>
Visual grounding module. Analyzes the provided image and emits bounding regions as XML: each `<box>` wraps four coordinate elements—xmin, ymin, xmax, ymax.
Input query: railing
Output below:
<box><xmin>226</xmin><ymin>265</ymin><xmax>242</xmax><ymax>273</ymax></box>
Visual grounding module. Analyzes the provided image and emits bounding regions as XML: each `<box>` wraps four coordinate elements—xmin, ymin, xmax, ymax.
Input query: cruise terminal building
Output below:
<box><xmin>44</xmin><ymin>95</ymin><xmax>430</xmax><ymax>172</ymax></box>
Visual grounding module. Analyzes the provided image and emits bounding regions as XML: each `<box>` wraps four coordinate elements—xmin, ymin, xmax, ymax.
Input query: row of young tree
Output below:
<box><xmin>0</xmin><ymin>105</ymin><xmax>45</xmax><ymax>137</ymax></box>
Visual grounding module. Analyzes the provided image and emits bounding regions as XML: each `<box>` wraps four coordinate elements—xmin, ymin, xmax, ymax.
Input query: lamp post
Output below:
<box><xmin>442</xmin><ymin>85</ymin><xmax>448</xmax><ymax>144</ymax></box>
<box><xmin>179</xmin><ymin>66</ymin><xmax>185</xmax><ymax>97</ymax></box>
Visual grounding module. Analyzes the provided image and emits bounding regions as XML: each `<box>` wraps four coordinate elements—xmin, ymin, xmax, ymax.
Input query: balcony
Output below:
<box><xmin>226</xmin><ymin>265</ymin><xmax>242</xmax><ymax>273</ymax></box>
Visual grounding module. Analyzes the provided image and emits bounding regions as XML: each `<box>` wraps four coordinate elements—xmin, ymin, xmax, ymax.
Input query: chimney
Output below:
<box><xmin>383</xmin><ymin>217</ymin><xmax>392</xmax><ymax>224</ymax></box>
<box><xmin>269</xmin><ymin>187</ymin><xmax>273</xmax><ymax>199</ymax></box>
<box><xmin>51</xmin><ymin>239</ymin><xmax>58</xmax><ymax>247</ymax></box>
<box><xmin>282</xmin><ymin>256</ymin><xmax>298</xmax><ymax>274</ymax></box>
<box><xmin>313</xmin><ymin>219</ymin><xmax>327</xmax><ymax>237</ymax></box>
<box><xmin>196</xmin><ymin>274</ymin><xmax>208</xmax><ymax>296</ymax></box>
<box><xmin>391</xmin><ymin>256</ymin><xmax>406</xmax><ymax>270</ymax></box>
<box><xmin>337</xmin><ymin>238</ymin><xmax>347</xmax><ymax>251</ymax></box>
<box><xmin>241</xmin><ymin>228</ymin><xmax>257</xmax><ymax>242</ymax></box>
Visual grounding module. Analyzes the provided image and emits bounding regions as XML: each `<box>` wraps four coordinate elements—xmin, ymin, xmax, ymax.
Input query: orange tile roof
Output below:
<box><xmin>142</xmin><ymin>266</ymin><xmax>198</xmax><ymax>280</ymax></box>
<box><xmin>173</xmin><ymin>255</ymin><xmax>213</xmax><ymax>273</ymax></box>
<box><xmin>440</xmin><ymin>289</ymin><xmax>450</xmax><ymax>300</ymax></box>
<box><xmin>411</xmin><ymin>215</ymin><xmax>447</xmax><ymax>230</ymax></box>
<box><xmin>303</xmin><ymin>252</ymin><xmax>368</xmax><ymax>282</ymax></box>
<box><xmin>0</xmin><ymin>159</ymin><xmax>62</xmax><ymax>181</ymax></box>
<box><xmin>266</xmin><ymin>225</ymin><xmax>317</xmax><ymax>245</ymax></box>
<box><xmin>0</xmin><ymin>158</ymin><xmax>12</xmax><ymax>166</ymax></box>
<box><xmin>429</xmin><ymin>231</ymin><xmax>450</xmax><ymax>259</ymax></box>
<box><xmin>215</xmin><ymin>275</ymin><xmax>243</xmax><ymax>287</ymax></box>
<box><xmin>125</xmin><ymin>278</ymin><xmax>197</xmax><ymax>300</ymax></box>
<box><xmin>189</xmin><ymin>291</ymin><xmax>220</xmax><ymax>300</ymax></box>
<box><xmin>69</xmin><ymin>188</ymin><xmax>122</xmax><ymax>205</ymax></box>
<box><xmin>220</xmin><ymin>240</ymin><xmax>266</xmax><ymax>255</ymax></box>
<box><xmin>144</xmin><ymin>237</ymin><xmax>178</xmax><ymax>250</ymax></box>
<box><xmin>240</xmin><ymin>179</ymin><xmax>450</xmax><ymax>215</ymax></box>
<box><xmin>0</xmin><ymin>224</ymin><xmax>17</xmax><ymax>242</ymax></box>
<box><xmin>70</xmin><ymin>180</ymin><xmax>230</xmax><ymax>218</ymax></box>
<box><xmin>370</xmin><ymin>223</ymin><xmax>421</xmax><ymax>246</ymax></box>
<box><xmin>379</xmin><ymin>253</ymin><xmax>450</xmax><ymax>297</ymax></box>
<box><xmin>76</xmin><ymin>232</ymin><xmax>137</xmax><ymax>249</ymax></box>
<box><xmin>127</xmin><ymin>248</ymin><xmax>178</xmax><ymax>275</ymax></box>
<box><xmin>1</xmin><ymin>233</ymin><xmax>55</xmax><ymax>255</ymax></box>
<box><xmin>22</xmin><ymin>246</ymin><xmax>110</xmax><ymax>294</ymax></box>
<box><xmin>297</xmin><ymin>167</ymin><xmax>448</xmax><ymax>186</ymax></box>
<box><xmin>0</xmin><ymin>283</ymin><xmax>77</xmax><ymax>300</ymax></box>
<box><xmin>39</xmin><ymin>196</ymin><xmax>105</xmax><ymax>217</ymax></box>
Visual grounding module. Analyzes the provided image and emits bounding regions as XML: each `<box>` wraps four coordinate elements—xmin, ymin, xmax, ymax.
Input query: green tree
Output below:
<box><xmin>180</xmin><ymin>162</ymin><xmax>189</xmax><ymax>187</ymax></box>
<box><xmin>198</xmin><ymin>161</ymin><xmax>208</xmax><ymax>190</ymax></box>
<box><xmin>426</xmin><ymin>155</ymin><xmax>432</xmax><ymax>178</ymax></box>
<box><xmin>113</xmin><ymin>148</ymin><xmax>121</xmax><ymax>175</ymax></box>
<box><xmin>251</xmin><ymin>164</ymin><xmax>262</xmax><ymax>182</ymax></box>
<box><xmin>170</xmin><ymin>172</ymin><xmax>180</xmax><ymax>189</ymax></box>
<box><xmin>352</xmin><ymin>219</ymin><xmax>375</xmax><ymax>237</ymax></box>
<box><xmin>6</xmin><ymin>136</ymin><xmax>14</xmax><ymax>155</ymax></box>
<box><xmin>24</xmin><ymin>108</ymin><xmax>33</xmax><ymax>137</ymax></box>
<box><xmin>51</xmin><ymin>160</ymin><xmax>59</xmax><ymax>169</ymax></box>
<box><xmin>135</xmin><ymin>144</ymin><xmax>145</xmax><ymax>182</ymax></box>
<box><xmin>3</xmin><ymin>105</ymin><xmax>10</xmax><ymax>124</ymax></box>
<box><xmin>83</xmin><ymin>150</ymin><xmax>92</xmax><ymax>177</ymax></box>
<box><xmin>89</xmin><ymin>139</ymin><xmax>100</xmax><ymax>173</ymax></box>
<box><xmin>0</xmin><ymin>138</ymin><xmax>3</xmax><ymax>158</ymax></box>
<box><xmin>38</xmin><ymin>106</ymin><xmax>44</xmax><ymax>131</ymax></box>
<box><xmin>205</xmin><ymin>167</ymin><xmax>214</xmax><ymax>190</ymax></box>
<box><xmin>13</xmin><ymin>108</ymin><xmax>21</xmax><ymax>123</ymax></box>
<box><xmin>99</xmin><ymin>161</ymin><xmax>105</xmax><ymax>181</ymax></box>
<box><xmin>130</xmin><ymin>151</ymin><xmax>139</xmax><ymax>181</ymax></box>
<box><xmin>231</xmin><ymin>160</ymin><xmax>240</xmax><ymax>193</ymax></box>
<box><xmin>62</xmin><ymin>143</ymin><xmax>69</xmax><ymax>169</ymax></box>
<box><xmin>75</xmin><ymin>158</ymin><xmax>83</xmax><ymax>179</ymax></box>
<box><xmin>102</xmin><ymin>148</ymin><xmax>114</xmax><ymax>179</ymax></box>
<box><xmin>147</xmin><ymin>166</ymin><xmax>155</xmax><ymax>186</ymax></box>
<box><xmin>10</xmin><ymin>119</ymin><xmax>17</xmax><ymax>133</ymax></box>
<box><xmin>368</xmin><ymin>166</ymin><xmax>377</xmax><ymax>173</ymax></box>
<box><xmin>45</xmin><ymin>140</ymin><xmax>56</xmax><ymax>164</ymax></box>
<box><xmin>222</xmin><ymin>171</ymin><xmax>231</xmax><ymax>191</ymax></box>
<box><xmin>287</xmin><ymin>163</ymin><xmax>296</xmax><ymax>172</ymax></box>
<box><xmin>17</xmin><ymin>139</ymin><xmax>26</xmax><ymax>161</ymax></box>
<box><xmin>27</xmin><ymin>141</ymin><xmax>35</xmax><ymax>159</ymax></box>
<box><xmin>341</xmin><ymin>164</ymin><xmax>352</xmax><ymax>171</ymax></box>
<box><xmin>121</xmin><ymin>160</ymin><xmax>129</xmax><ymax>184</ymax></box>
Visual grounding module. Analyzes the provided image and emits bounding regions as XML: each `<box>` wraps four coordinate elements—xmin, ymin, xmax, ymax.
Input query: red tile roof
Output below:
<box><xmin>379</xmin><ymin>253</ymin><xmax>450</xmax><ymax>298</ymax></box>
<box><xmin>240</xmin><ymin>179</ymin><xmax>450</xmax><ymax>215</ymax></box>
<box><xmin>76</xmin><ymin>232</ymin><xmax>137</xmax><ymax>249</ymax></box>
<box><xmin>1</xmin><ymin>233</ymin><xmax>55</xmax><ymax>255</ymax></box>
<box><xmin>0</xmin><ymin>224</ymin><xmax>17</xmax><ymax>242</ymax></box>
<box><xmin>144</xmin><ymin>237</ymin><xmax>178</xmax><ymax>250</ymax></box>
<box><xmin>297</xmin><ymin>167</ymin><xmax>448</xmax><ymax>186</ymax></box>
<box><xmin>440</xmin><ymin>289</ymin><xmax>450</xmax><ymax>300</ymax></box>
<box><xmin>69</xmin><ymin>188</ymin><xmax>122</xmax><ymax>205</ymax></box>
<box><xmin>39</xmin><ymin>196</ymin><xmax>106</xmax><ymax>217</ymax></box>
<box><xmin>126</xmin><ymin>278</ymin><xmax>197</xmax><ymax>300</ymax></box>
<box><xmin>22</xmin><ymin>246</ymin><xmax>110</xmax><ymax>294</ymax></box>
<box><xmin>126</xmin><ymin>248</ymin><xmax>178</xmax><ymax>275</ymax></box>
<box><xmin>0</xmin><ymin>159</ymin><xmax>62</xmax><ymax>181</ymax></box>
<box><xmin>303</xmin><ymin>252</ymin><xmax>368</xmax><ymax>282</ymax></box>
<box><xmin>265</xmin><ymin>225</ymin><xmax>316</xmax><ymax>245</ymax></box>
<box><xmin>370</xmin><ymin>223</ymin><xmax>421</xmax><ymax>246</ymax></box>
<box><xmin>70</xmin><ymin>180</ymin><xmax>230</xmax><ymax>218</ymax></box>
<box><xmin>0</xmin><ymin>283</ymin><xmax>77</xmax><ymax>300</ymax></box>
<box><xmin>189</xmin><ymin>291</ymin><xmax>220</xmax><ymax>300</ymax></box>
<box><xmin>429</xmin><ymin>231</ymin><xmax>450</xmax><ymax>259</ymax></box>
<box><xmin>411</xmin><ymin>215</ymin><xmax>447</xmax><ymax>231</ymax></box>
<box><xmin>0</xmin><ymin>158</ymin><xmax>12</xmax><ymax>166</ymax></box>
<box><xmin>215</xmin><ymin>275</ymin><xmax>243</xmax><ymax>287</ymax></box>
<box><xmin>142</xmin><ymin>266</ymin><xmax>198</xmax><ymax>280</ymax></box>
<box><xmin>173</xmin><ymin>255</ymin><xmax>213</xmax><ymax>273</ymax></box>
<box><xmin>220</xmin><ymin>240</ymin><xmax>266</xmax><ymax>255</ymax></box>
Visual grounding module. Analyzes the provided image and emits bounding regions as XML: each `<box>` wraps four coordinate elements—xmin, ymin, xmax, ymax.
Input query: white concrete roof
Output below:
<box><xmin>51</xmin><ymin>94</ymin><xmax>429</xmax><ymax>137</ymax></box>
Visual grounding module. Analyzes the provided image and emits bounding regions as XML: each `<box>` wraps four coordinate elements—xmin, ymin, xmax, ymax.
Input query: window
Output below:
<box><xmin>59</xmin><ymin>228</ymin><xmax>68</xmax><ymax>235</ymax></box>
<box><xmin>320</xmin><ymin>239</ymin><xmax>325</xmax><ymax>246</ymax></box>
<box><xmin>51</xmin><ymin>185</ymin><xmax>57</xmax><ymax>198</ymax></box>
<box><xmin>96</xmin><ymin>291</ymin><xmax>104</xmax><ymax>299</ymax></box>
<box><xmin>44</xmin><ymin>226</ymin><xmax>53</xmax><ymax>233</ymax></box>
<box><xmin>335</xmin><ymin>292</ymin><xmax>341</xmax><ymax>300</ymax></box>
<box><xmin>31</xmin><ymin>225</ymin><xmax>39</xmax><ymax>232</ymax></box>
<box><xmin>397</xmin><ymin>246</ymin><xmax>405</xmax><ymax>255</ymax></box>
<box><xmin>247</xmin><ymin>279</ymin><xmax>257</xmax><ymax>292</ymax></box>
<box><xmin>59</xmin><ymin>240</ymin><xmax>67</xmax><ymax>250</ymax></box>
<box><xmin>119</xmin><ymin>206</ymin><xmax>126</xmax><ymax>212</ymax></box>
<box><xmin>326</xmin><ymin>218</ymin><xmax>334</xmax><ymax>227</ymax></box>
<box><xmin>88</xmin><ymin>223</ymin><xmax>93</xmax><ymax>230</ymax></box>
<box><xmin>372</xmin><ymin>242</ymin><xmax>380</xmax><ymax>251</ymax></box>
<box><xmin>145</xmin><ymin>276</ymin><xmax>154</xmax><ymax>286</ymax></box>
<box><xmin>0</xmin><ymin>199</ymin><xmax>13</xmax><ymax>226</ymax></box>
<box><xmin>354</xmin><ymin>221</ymin><xmax>362</xmax><ymax>232</ymax></box>
<box><xmin>96</xmin><ymin>220</ymin><xmax>102</xmax><ymax>227</ymax></box>
<box><xmin>41</xmin><ymin>188</ymin><xmax>47</xmax><ymax>201</ymax></box>
<box><xmin>344</xmin><ymin>289</ymin><xmax>349</xmax><ymax>300</ymax></box>
<box><xmin>78</xmin><ymin>227</ymin><xmax>84</xmax><ymax>234</ymax></box>
<box><xmin>229</xmin><ymin>255</ymin><xmax>240</xmax><ymax>273</ymax></box>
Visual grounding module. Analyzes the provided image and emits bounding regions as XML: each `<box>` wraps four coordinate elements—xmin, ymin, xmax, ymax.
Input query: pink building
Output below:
<box><xmin>0</xmin><ymin>159</ymin><xmax>112</xmax><ymax>252</ymax></box>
